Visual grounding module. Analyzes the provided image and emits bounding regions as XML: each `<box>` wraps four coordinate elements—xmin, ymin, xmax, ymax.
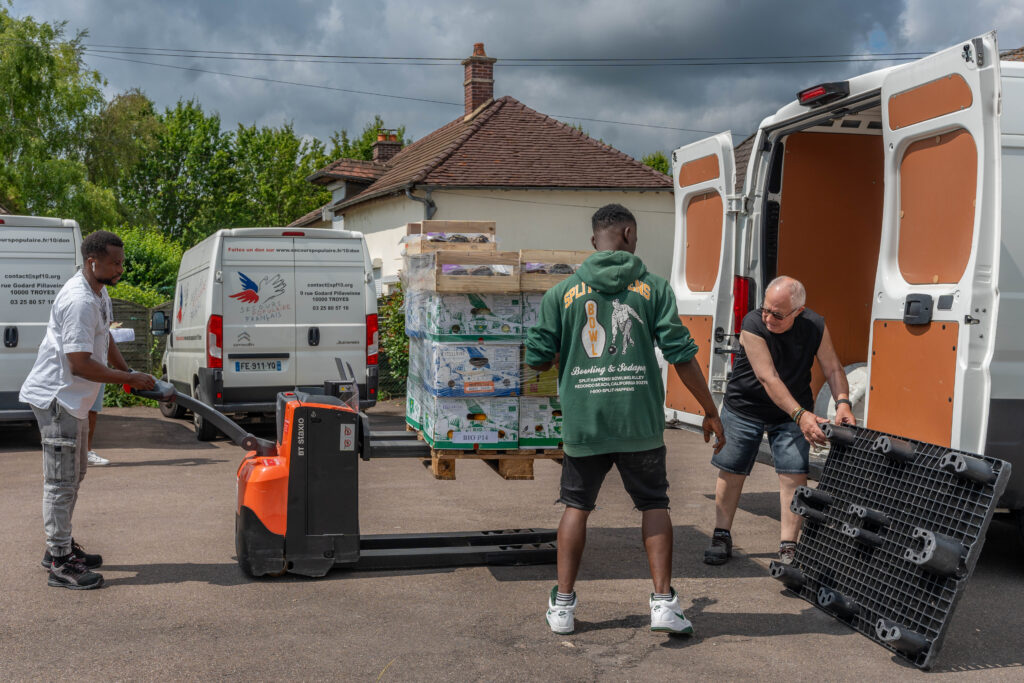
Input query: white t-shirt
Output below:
<box><xmin>19</xmin><ymin>271</ymin><xmax>112</xmax><ymax>419</ymax></box>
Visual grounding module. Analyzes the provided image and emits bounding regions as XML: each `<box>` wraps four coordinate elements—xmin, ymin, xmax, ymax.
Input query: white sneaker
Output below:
<box><xmin>87</xmin><ymin>451</ymin><xmax>110</xmax><ymax>466</ymax></box>
<box><xmin>545</xmin><ymin>586</ymin><xmax>577</xmax><ymax>635</ymax></box>
<box><xmin>650</xmin><ymin>588</ymin><xmax>693</xmax><ymax>635</ymax></box>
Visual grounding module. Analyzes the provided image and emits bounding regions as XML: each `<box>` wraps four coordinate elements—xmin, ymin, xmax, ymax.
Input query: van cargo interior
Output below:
<box><xmin>764</xmin><ymin>104</ymin><xmax>885</xmax><ymax>408</ymax></box>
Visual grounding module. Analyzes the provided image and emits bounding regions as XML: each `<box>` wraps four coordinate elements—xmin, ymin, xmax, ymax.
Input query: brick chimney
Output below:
<box><xmin>461</xmin><ymin>42</ymin><xmax>496</xmax><ymax>116</ymax></box>
<box><xmin>372</xmin><ymin>129</ymin><xmax>402</xmax><ymax>163</ymax></box>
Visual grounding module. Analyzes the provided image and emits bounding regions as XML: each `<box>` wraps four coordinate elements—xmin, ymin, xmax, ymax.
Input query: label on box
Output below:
<box><xmin>453</xmin><ymin>431</ymin><xmax>498</xmax><ymax>443</ymax></box>
<box><xmin>406</xmin><ymin>292</ymin><xmax>522</xmax><ymax>341</ymax></box>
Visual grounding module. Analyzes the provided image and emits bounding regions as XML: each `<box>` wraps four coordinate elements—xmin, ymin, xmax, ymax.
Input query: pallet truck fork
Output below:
<box><xmin>132</xmin><ymin>367</ymin><xmax>556</xmax><ymax>578</ymax></box>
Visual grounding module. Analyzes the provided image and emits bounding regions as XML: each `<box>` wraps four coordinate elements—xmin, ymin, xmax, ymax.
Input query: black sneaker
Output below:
<box><xmin>48</xmin><ymin>556</ymin><xmax>104</xmax><ymax>590</ymax></box>
<box><xmin>704</xmin><ymin>530</ymin><xmax>733</xmax><ymax>565</ymax></box>
<box><xmin>778</xmin><ymin>541</ymin><xmax>797</xmax><ymax>565</ymax></box>
<box><xmin>41</xmin><ymin>539</ymin><xmax>103</xmax><ymax>570</ymax></box>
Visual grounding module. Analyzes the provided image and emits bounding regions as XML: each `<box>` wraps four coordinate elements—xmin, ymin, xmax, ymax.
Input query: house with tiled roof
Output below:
<box><xmin>292</xmin><ymin>43</ymin><xmax>675</xmax><ymax>283</ymax></box>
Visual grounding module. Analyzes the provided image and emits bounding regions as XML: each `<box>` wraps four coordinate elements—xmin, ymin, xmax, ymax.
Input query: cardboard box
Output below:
<box><xmin>405</xmin><ymin>379</ymin><xmax>425</xmax><ymax>431</ymax></box>
<box><xmin>409</xmin><ymin>339</ymin><xmax>520</xmax><ymax>397</ymax></box>
<box><xmin>406</xmin><ymin>290</ymin><xmax>522</xmax><ymax>341</ymax></box>
<box><xmin>519</xmin><ymin>345</ymin><xmax>558</xmax><ymax>396</ymax></box>
<box><xmin>518</xmin><ymin>397</ymin><xmax>563</xmax><ymax>449</ymax></box>
<box><xmin>420</xmin><ymin>395</ymin><xmax>519</xmax><ymax>450</ymax></box>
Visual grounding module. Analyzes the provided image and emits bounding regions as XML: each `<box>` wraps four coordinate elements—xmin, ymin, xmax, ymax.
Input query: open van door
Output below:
<box><xmin>866</xmin><ymin>32</ymin><xmax>1001</xmax><ymax>452</ymax></box>
<box><xmin>665</xmin><ymin>132</ymin><xmax>739</xmax><ymax>427</ymax></box>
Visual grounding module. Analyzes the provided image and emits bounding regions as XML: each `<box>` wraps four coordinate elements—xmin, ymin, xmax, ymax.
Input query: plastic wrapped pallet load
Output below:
<box><xmin>403</xmin><ymin>244</ymin><xmax>523</xmax><ymax>450</ymax></box>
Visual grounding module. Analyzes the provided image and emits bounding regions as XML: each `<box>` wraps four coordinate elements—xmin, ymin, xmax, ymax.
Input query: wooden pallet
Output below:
<box><xmin>423</xmin><ymin>447</ymin><xmax>563</xmax><ymax>481</ymax></box>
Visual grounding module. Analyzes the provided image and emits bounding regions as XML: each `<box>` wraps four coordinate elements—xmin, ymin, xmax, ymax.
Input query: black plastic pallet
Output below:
<box><xmin>769</xmin><ymin>423</ymin><xmax>1011</xmax><ymax>669</ymax></box>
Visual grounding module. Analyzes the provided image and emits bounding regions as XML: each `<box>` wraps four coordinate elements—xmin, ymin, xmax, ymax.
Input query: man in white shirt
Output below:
<box><xmin>20</xmin><ymin>230</ymin><xmax>156</xmax><ymax>590</ymax></box>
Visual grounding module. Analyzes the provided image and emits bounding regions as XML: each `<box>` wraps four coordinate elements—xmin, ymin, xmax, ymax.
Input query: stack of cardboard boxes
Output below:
<box><xmin>402</xmin><ymin>221</ymin><xmax>590</xmax><ymax>452</ymax></box>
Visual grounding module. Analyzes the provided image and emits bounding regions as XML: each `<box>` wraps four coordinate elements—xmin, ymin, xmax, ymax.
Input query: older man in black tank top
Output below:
<box><xmin>704</xmin><ymin>276</ymin><xmax>855</xmax><ymax>566</ymax></box>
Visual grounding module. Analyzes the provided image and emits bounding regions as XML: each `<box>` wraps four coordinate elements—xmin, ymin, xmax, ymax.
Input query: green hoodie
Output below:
<box><xmin>525</xmin><ymin>251</ymin><xmax>698</xmax><ymax>456</ymax></box>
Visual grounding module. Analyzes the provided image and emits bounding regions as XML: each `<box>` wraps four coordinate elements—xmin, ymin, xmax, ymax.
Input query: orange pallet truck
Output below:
<box><xmin>132</xmin><ymin>365</ymin><xmax>556</xmax><ymax>578</ymax></box>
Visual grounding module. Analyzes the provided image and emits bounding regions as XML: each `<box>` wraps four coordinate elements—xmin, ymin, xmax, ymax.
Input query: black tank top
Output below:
<box><xmin>724</xmin><ymin>308</ymin><xmax>825</xmax><ymax>424</ymax></box>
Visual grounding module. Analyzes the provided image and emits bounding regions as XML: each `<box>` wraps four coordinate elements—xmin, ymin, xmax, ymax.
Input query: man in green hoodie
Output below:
<box><xmin>526</xmin><ymin>203</ymin><xmax>725</xmax><ymax>636</ymax></box>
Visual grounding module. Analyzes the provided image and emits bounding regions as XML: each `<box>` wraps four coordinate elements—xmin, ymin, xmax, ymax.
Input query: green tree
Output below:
<box><xmin>229</xmin><ymin>121</ymin><xmax>331</xmax><ymax>227</ymax></box>
<box><xmin>121</xmin><ymin>99</ymin><xmax>235</xmax><ymax>244</ymax></box>
<box><xmin>111</xmin><ymin>225</ymin><xmax>183</xmax><ymax>298</ymax></box>
<box><xmin>0</xmin><ymin>7</ymin><xmax>117</xmax><ymax>230</ymax></box>
<box><xmin>85</xmin><ymin>88</ymin><xmax>163</xmax><ymax>189</ymax></box>
<box><xmin>642</xmin><ymin>151</ymin><xmax>671</xmax><ymax>175</ymax></box>
<box><xmin>329</xmin><ymin>115</ymin><xmax>409</xmax><ymax>161</ymax></box>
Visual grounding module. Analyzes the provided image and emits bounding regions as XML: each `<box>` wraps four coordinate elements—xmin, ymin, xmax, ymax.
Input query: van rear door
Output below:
<box><xmin>221</xmin><ymin>237</ymin><xmax>297</xmax><ymax>396</ymax></box>
<box><xmin>0</xmin><ymin>223</ymin><xmax>80</xmax><ymax>416</ymax></box>
<box><xmin>665</xmin><ymin>132</ymin><xmax>738</xmax><ymax>427</ymax></box>
<box><xmin>866</xmin><ymin>32</ymin><xmax>1001</xmax><ymax>452</ymax></box>
<box><xmin>292</xmin><ymin>237</ymin><xmax>367</xmax><ymax>389</ymax></box>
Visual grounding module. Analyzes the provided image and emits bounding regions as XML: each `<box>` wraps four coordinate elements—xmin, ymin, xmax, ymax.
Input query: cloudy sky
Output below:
<box><xmin>12</xmin><ymin>0</ymin><xmax>1024</xmax><ymax>161</ymax></box>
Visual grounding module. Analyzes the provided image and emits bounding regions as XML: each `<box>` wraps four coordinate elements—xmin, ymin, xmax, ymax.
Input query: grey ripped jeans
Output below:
<box><xmin>32</xmin><ymin>400</ymin><xmax>89</xmax><ymax>556</ymax></box>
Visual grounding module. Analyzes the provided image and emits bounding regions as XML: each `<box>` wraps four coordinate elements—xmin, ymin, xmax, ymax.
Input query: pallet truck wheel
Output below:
<box><xmin>193</xmin><ymin>387</ymin><xmax>220</xmax><ymax>441</ymax></box>
<box><xmin>158</xmin><ymin>375</ymin><xmax>187</xmax><ymax>419</ymax></box>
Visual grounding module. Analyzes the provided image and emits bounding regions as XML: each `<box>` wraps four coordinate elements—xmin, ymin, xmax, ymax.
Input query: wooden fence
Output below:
<box><xmin>110</xmin><ymin>299</ymin><xmax>172</xmax><ymax>375</ymax></box>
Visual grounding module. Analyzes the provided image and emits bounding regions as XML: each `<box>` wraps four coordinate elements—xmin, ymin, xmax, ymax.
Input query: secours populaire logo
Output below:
<box><xmin>229</xmin><ymin>272</ymin><xmax>286</xmax><ymax>304</ymax></box>
<box><xmin>176</xmin><ymin>284</ymin><xmax>185</xmax><ymax>323</ymax></box>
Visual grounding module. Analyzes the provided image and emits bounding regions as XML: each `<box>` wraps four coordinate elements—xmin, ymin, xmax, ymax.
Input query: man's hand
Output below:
<box><xmin>834</xmin><ymin>403</ymin><xmax>856</xmax><ymax>426</ymax></box>
<box><xmin>702</xmin><ymin>415</ymin><xmax>726</xmax><ymax>454</ymax></box>
<box><xmin>798</xmin><ymin>411</ymin><xmax>828</xmax><ymax>446</ymax></box>
<box><xmin>125</xmin><ymin>371</ymin><xmax>157</xmax><ymax>391</ymax></box>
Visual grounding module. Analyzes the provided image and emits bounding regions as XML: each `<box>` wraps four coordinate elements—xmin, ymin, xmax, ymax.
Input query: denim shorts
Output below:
<box><xmin>711</xmin><ymin>405</ymin><xmax>810</xmax><ymax>475</ymax></box>
<box><xmin>558</xmin><ymin>446</ymin><xmax>669</xmax><ymax>512</ymax></box>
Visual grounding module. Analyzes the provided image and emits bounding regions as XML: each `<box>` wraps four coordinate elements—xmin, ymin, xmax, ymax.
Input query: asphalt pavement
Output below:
<box><xmin>1</xmin><ymin>401</ymin><xmax>1021</xmax><ymax>681</ymax></box>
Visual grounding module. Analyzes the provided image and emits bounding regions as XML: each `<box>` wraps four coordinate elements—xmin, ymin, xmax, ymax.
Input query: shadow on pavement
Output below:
<box><xmin>104</xmin><ymin>456</ymin><xmax>229</xmax><ymax>468</ymax></box>
<box><xmin>94</xmin><ymin>413</ymin><xmax>219</xmax><ymax>451</ymax></box>
<box><xmin>102</xmin><ymin>562</ymin><xmax>251</xmax><ymax>587</ymax></box>
<box><xmin>703</xmin><ymin>491</ymin><xmax>781</xmax><ymax>522</ymax></box>
<box><xmin>488</xmin><ymin>525</ymin><xmax>769</xmax><ymax>584</ymax></box>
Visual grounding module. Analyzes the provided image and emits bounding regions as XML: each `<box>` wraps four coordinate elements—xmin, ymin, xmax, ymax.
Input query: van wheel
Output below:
<box><xmin>193</xmin><ymin>386</ymin><xmax>220</xmax><ymax>441</ymax></box>
<box><xmin>814</xmin><ymin>362</ymin><xmax>868</xmax><ymax>424</ymax></box>
<box><xmin>159</xmin><ymin>375</ymin><xmax>187</xmax><ymax>419</ymax></box>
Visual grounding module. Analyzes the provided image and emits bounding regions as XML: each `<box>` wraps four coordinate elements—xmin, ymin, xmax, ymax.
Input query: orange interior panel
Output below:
<box><xmin>898</xmin><ymin>129</ymin><xmax>977</xmax><ymax>284</ymax></box>
<box><xmin>665</xmin><ymin>315</ymin><xmax>713</xmax><ymax>416</ymax></box>
<box><xmin>888</xmin><ymin>73</ymin><xmax>973</xmax><ymax>130</ymax></box>
<box><xmin>866</xmin><ymin>320</ymin><xmax>958</xmax><ymax>447</ymax></box>
<box><xmin>678</xmin><ymin>154</ymin><xmax>720</xmax><ymax>187</ymax></box>
<box><xmin>776</xmin><ymin>132</ymin><xmax>885</xmax><ymax>395</ymax></box>
<box><xmin>684</xmin><ymin>192</ymin><xmax>723</xmax><ymax>292</ymax></box>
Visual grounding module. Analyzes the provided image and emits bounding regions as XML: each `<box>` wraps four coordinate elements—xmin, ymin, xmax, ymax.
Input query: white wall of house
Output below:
<box><xmin>341</xmin><ymin>188</ymin><xmax>675</xmax><ymax>281</ymax></box>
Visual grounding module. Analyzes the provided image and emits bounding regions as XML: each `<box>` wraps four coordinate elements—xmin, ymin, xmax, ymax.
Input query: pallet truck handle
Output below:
<box><xmin>127</xmin><ymin>380</ymin><xmax>277</xmax><ymax>458</ymax></box>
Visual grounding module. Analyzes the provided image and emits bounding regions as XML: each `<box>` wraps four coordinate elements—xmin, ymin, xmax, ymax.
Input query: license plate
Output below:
<box><xmin>235</xmin><ymin>360</ymin><xmax>282</xmax><ymax>372</ymax></box>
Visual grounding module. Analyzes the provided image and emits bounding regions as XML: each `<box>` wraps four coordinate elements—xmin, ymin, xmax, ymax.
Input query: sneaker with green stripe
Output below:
<box><xmin>650</xmin><ymin>588</ymin><xmax>693</xmax><ymax>635</ymax></box>
<box><xmin>545</xmin><ymin>585</ymin><xmax>577</xmax><ymax>635</ymax></box>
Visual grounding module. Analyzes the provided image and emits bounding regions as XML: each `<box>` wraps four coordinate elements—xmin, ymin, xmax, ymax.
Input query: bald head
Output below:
<box><xmin>767</xmin><ymin>276</ymin><xmax>806</xmax><ymax>309</ymax></box>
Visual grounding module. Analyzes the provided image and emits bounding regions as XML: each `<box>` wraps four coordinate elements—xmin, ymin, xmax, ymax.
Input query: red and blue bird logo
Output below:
<box><xmin>229</xmin><ymin>272</ymin><xmax>286</xmax><ymax>304</ymax></box>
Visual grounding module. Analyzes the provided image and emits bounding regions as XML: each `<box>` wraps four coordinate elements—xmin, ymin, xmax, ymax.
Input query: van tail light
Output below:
<box><xmin>206</xmin><ymin>314</ymin><xmax>223</xmax><ymax>369</ymax></box>
<box><xmin>732</xmin><ymin>276</ymin><xmax>754</xmax><ymax>364</ymax></box>
<box><xmin>366</xmin><ymin>313</ymin><xmax>379</xmax><ymax>366</ymax></box>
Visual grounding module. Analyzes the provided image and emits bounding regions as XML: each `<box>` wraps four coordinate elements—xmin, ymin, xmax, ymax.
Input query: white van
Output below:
<box><xmin>0</xmin><ymin>216</ymin><xmax>83</xmax><ymax>422</ymax></box>
<box><xmin>664</xmin><ymin>33</ymin><xmax>1024</xmax><ymax>518</ymax></box>
<box><xmin>156</xmin><ymin>227</ymin><xmax>378</xmax><ymax>439</ymax></box>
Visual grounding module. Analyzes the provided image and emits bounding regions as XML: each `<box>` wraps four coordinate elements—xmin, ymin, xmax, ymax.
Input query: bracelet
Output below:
<box><xmin>791</xmin><ymin>407</ymin><xmax>806</xmax><ymax>423</ymax></box>
<box><xmin>835</xmin><ymin>398</ymin><xmax>853</xmax><ymax>408</ymax></box>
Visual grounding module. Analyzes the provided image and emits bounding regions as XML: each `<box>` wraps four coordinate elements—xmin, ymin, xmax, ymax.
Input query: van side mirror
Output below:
<box><xmin>151</xmin><ymin>311</ymin><xmax>170</xmax><ymax>336</ymax></box>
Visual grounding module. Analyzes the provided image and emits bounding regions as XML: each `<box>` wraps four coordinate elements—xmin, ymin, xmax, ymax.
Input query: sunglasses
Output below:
<box><xmin>758</xmin><ymin>306</ymin><xmax>800</xmax><ymax>321</ymax></box>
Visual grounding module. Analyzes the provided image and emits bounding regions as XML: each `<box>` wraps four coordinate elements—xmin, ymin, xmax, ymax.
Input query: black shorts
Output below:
<box><xmin>558</xmin><ymin>446</ymin><xmax>669</xmax><ymax>512</ymax></box>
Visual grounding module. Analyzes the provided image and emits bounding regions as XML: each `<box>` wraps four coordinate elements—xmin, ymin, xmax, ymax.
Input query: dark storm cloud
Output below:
<box><xmin>12</xmin><ymin>0</ymin><xmax>1024</xmax><ymax>160</ymax></box>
